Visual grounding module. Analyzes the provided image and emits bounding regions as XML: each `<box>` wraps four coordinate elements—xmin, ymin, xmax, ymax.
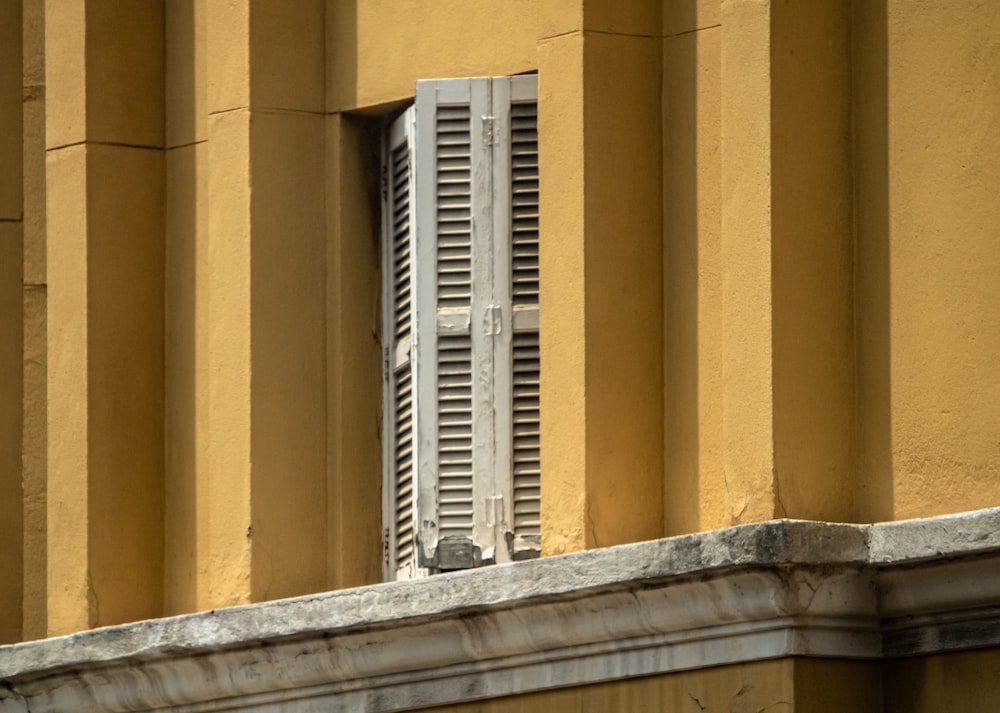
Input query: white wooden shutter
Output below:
<box><xmin>384</xmin><ymin>75</ymin><xmax>539</xmax><ymax>577</ymax></box>
<box><xmin>508</xmin><ymin>76</ymin><xmax>541</xmax><ymax>557</ymax></box>
<box><xmin>492</xmin><ymin>75</ymin><xmax>541</xmax><ymax>561</ymax></box>
<box><xmin>413</xmin><ymin>78</ymin><xmax>495</xmax><ymax>570</ymax></box>
<box><xmin>382</xmin><ymin>107</ymin><xmax>420</xmax><ymax>579</ymax></box>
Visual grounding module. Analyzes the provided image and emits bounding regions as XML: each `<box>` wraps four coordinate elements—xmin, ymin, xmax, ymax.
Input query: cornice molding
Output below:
<box><xmin>2</xmin><ymin>508</ymin><xmax>999</xmax><ymax>712</ymax></box>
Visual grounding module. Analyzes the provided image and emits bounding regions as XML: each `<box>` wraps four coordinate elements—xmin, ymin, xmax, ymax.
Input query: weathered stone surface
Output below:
<box><xmin>1</xmin><ymin>509</ymin><xmax>998</xmax><ymax>712</ymax></box>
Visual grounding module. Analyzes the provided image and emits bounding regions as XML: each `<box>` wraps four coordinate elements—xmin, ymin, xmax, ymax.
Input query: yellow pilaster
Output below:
<box><xmin>325</xmin><ymin>114</ymin><xmax>382</xmax><ymax>589</ymax></box>
<box><xmin>205</xmin><ymin>0</ymin><xmax>328</xmax><ymax>606</ymax></box>
<box><xmin>21</xmin><ymin>0</ymin><xmax>48</xmax><ymax>642</ymax></box>
<box><xmin>45</xmin><ymin>0</ymin><xmax>165</xmax><ymax>635</ymax></box>
<box><xmin>717</xmin><ymin>0</ymin><xmax>854</xmax><ymax>525</ymax></box>
<box><xmin>662</xmin><ymin>6</ymin><xmax>724</xmax><ymax>534</ymax></box>
<box><xmin>539</xmin><ymin>0</ymin><xmax>665</xmax><ymax>554</ymax></box>
<box><xmin>164</xmin><ymin>0</ymin><xmax>209</xmax><ymax>616</ymax></box>
<box><xmin>0</xmin><ymin>0</ymin><xmax>24</xmax><ymax>645</ymax></box>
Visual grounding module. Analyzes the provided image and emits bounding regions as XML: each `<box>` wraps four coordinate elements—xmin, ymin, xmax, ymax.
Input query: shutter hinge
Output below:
<box><xmin>482</xmin><ymin>116</ymin><xmax>496</xmax><ymax>146</ymax></box>
<box><xmin>484</xmin><ymin>304</ymin><xmax>503</xmax><ymax>336</ymax></box>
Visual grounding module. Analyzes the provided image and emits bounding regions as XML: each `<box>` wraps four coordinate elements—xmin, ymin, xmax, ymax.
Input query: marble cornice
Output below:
<box><xmin>2</xmin><ymin>508</ymin><xmax>999</xmax><ymax>712</ymax></box>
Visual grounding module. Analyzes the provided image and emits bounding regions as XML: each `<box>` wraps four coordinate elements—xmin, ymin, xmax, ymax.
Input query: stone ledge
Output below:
<box><xmin>1</xmin><ymin>508</ymin><xmax>999</xmax><ymax>712</ymax></box>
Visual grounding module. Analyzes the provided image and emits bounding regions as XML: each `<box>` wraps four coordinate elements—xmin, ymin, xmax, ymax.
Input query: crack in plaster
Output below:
<box><xmin>585</xmin><ymin>496</ymin><xmax>599</xmax><ymax>548</ymax></box>
<box><xmin>667</xmin><ymin>23</ymin><xmax>722</xmax><ymax>40</ymax></box>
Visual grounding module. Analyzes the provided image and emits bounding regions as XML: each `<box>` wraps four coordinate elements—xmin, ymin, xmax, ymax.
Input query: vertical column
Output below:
<box><xmin>769</xmin><ymin>0</ymin><xmax>854</xmax><ymax>521</ymax></box>
<box><xmin>0</xmin><ymin>0</ymin><xmax>24</xmax><ymax>645</ymax></box>
<box><xmin>164</xmin><ymin>0</ymin><xmax>209</xmax><ymax>615</ymax></box>
<box><xmin>205</xmin><ymin>0</ymin><xmax>327</xmax><ymax>606</ymax></box>
<box><xmin>718</xmin><ymin>0</ymin><xmax>776</xmax><ymax>524</ymax></box>
<box><xmin>325</xmin><ymin>113</ymin><xmax>382</xmax><ymax>589</ymax></box>
<box><xmin>22</xmin><ymin>0</ymin><xmax>48</xmax><ymax>641</ymax></box>
<box><xmin>662</xmin><ymin>2</ymin><xmax>724</xmax><ymax>535</ymax></box>
<box><xmin>718</xmin><ymin>0</ymin><xmax>854</xmax><ymax>525</ymax></box>
<box><xmin>45</xmin><ymin>0</ymin><xmax>165</xmax><ymax>635</ymax></box>
<box><xmin>539</xmin><ymin>0</ymin><xmax>664</xmax><ymax>554</ymax></box>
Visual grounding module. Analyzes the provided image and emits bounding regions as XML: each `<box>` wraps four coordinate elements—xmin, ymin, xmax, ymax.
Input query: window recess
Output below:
<box><xmin>382</xmin><ymin>75</ymin><xmax>540</xmax><ymax>580</ymax></box>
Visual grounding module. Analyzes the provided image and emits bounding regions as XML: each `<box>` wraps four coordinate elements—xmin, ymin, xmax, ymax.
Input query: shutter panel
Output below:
<box><xmin>505</xmin><ymin>76</ymin><xmax>541</xmax><ymax>558</ymax></box>
<box><xmin>382</xmin><ymin>107</ymin><xmax>420</xmax><ymax>579</ymax></box>
<box><xmin>413</xmin><ymin>79</ymin><xmax>493</xmax><ymax>569</ymax></box>
<box><xmin>385</xmin><ymin>75</ymin><xmax>540</xmax><ymax>577</ymax></box>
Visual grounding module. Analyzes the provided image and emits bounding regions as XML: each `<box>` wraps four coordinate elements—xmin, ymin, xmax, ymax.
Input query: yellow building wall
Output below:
<box><xmin>854</xmin><ymin>0</ymin><xmax>1000</xmax><ymax>521</ymax></box>
<box><xmin>1</xmin><ymin>0</ymin><xmax>998</xmax><ymax>641</ymax></box>
<box><xmin>427</xmin><ymin>658</ymin><xmax>881</xmax><ymax>713</ymax></box>
<box><xmin>884</xmin><ymin>650</ymin><xmax>1000</xmax><ymax>713</ymax></box>
<box><xmin>0</xmin><ymin>0</ymin><xmax>24</xmax><ymax>645</ymax></box>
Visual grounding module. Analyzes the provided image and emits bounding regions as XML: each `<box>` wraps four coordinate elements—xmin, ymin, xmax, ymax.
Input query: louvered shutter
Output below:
<box><xmin>382</xmin><ymin>108</ymin><xmax>420</xmax><ymax>579</ymax></box>
<box><xmin>413</xmin><ymin>78</ymin><xmax>495</xmax><ymax>570</ymax></box>
<box><xmin>491</xmin><ymin>75</ymin><xmax>541</xmax><ymax>561</ymax></box>
<box><xmin>383</xmin><ymin>75</ymin><xmax>540</xmax><ymax>578</ymax></box>
<box><xmin>507</xmin><ymin>76</ymin><xmax>541</xmax><ymax>558</ymax></box>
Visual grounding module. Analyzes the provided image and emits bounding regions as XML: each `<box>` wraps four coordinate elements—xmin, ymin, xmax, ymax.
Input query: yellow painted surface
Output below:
<box><xmin>867</xmin><ymin>0</ymin><xmax>1000</xmax><ymax>520</ymax></box>
<box><xmin>852</xmin><ymin>0</ymin><xmax>893</xmax><ymax>523</ymax></box>
<box><xmin>205</xmin><ymin>107</ymin><xmax>253</xmax><ymax>608</ymax></box>
<box><xmin>84</xmin><ymin>1</ymin><xmax>164</xmax><ymax>146</ymax></box>
<box><xmin>166</xmin><ymin>0</ymin><xmax>206</xmax><ymax>148</ymax></box>
<box><xmin>885</xmin><ymin>650</ymin><xmax>1000</xmax><ymax>712</ymax></box>
<box><xmin>0</xmin><ymin>224</ymin><xmax>24</xmax><ymax>645</ymax></box>
<box><xmin>434</xmin><ymin>659</ymin><xmax>793</xmax><ymax>712</ymax></box>
<box><xmin>538</xmin><ymin>32</ymin><xmax>588</xmax><ymax>554</ymax></box>
<box><xmin>854</xmin><ymin>0</ymin><xmax>1000</xmax><ymax>521</ymax></box>
<box><xmin>325</xmin><ymin>114</ymin><xmax>383</xmax><ymax>589</ymax></box>
<box><xmin>718</xmin><ymin>0</ymin><xmax>777</xmax><ymax>524</ymax></box>
<box><xmin>665</xmin><ymin>0</ymin><xmax>719</xmax><ymax>37</ymax></box>
<box><xmin>582</xmin><ymin>31</ymin><xmax>664</xmax><ymax>548</ymax></box>
<box><xmin>85</xmin><ymin>143</ymin><xmax>165</xmax><ymax>628</ymax></box>
<box><xmin>22</xmin><ymin>0</ymin><xmax>46</xmax><ymax>288</ymax></box>
<box><xmin>250</xmin><ymin>0</ymin><xmax>325</xmax><ymax>113</ymax></box>
<box><xmin>1</xmin><ymin>3</ymin><xmax>23</xmax><ymax>220</ymax></box>
<box><xmin>663</xmin><ymin>23</ymin><xmax>724</xmax><ymax>535</ymax></box>
<box><xmin>164</xmin><ymin>0</ymin><xmax>209</xmax><ymax>615</ymax></box>
<box><xmin>0</xmin><ymin>0</ymin><xmax>24</xmax><ymax>646</ymax></box>
<box><xmin>43</xmin><ymin>1</ymin><xmax>167</xmax><ymax>635</ymax></box>
<box><xmin>328</xmin><ymin>0</ymin><xmax>537</xmax><ymax>111</ymax></box>
<box><xmin>770</xmin><ymin>0</ymin><xmax>854</xmax><ymax>522</ymax></box>
<box><xmin>164</xmin><ymin>141</ymin><xmax>210</xmax><ymax>615</ymax></box>
<box><xmin>6</xmin><ymin>0</ymin><xmax>1000</xmax><ymax>643</ymax></box>
<box><xmin>21</xmin><ymin>0</ymin><xmax>48</xmax><ymax>643</ymax></box>
<box><xmin>45</xmin><ymin>144</ymin><xmax>91</xmax><ymax>635</ymax></box>
<box><xmin>540</xmin><ymin>27</ymin><xmax>664</xmax><ymax>555</ymax></box>
<box><xmin>42</xmin><ymin>0</ymin><xmax>85</xmax><ymax>149</ymax></box>
<box><xmin>21</xmin><ymin>284</ymin><xmax>48</xmax><ymax>641</ymax></box>
<box><xmin>248</xmin><ymin>109</ymin><xmax>328</xmax><ymax>602</ymax></box>
<box><xmin>794</xmin><ymin>659</ymin><xmax>881</xmax><ymax>713</ymax></box>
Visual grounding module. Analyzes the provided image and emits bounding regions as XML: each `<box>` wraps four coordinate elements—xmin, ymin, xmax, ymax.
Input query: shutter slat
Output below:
<box><xmin>511</xmin><ymin>321</ymin><xmax>540</xmax><ymax>541</ymax></box>
<box><xmin>437</xmin><ymin>333</ymin><xmax>474</xmax><ymax>539</ymax></box>
<box><xmin>510</xmin><ymin>101</ymin><xmax>539</xmax><ymax>310</ymax></box>
<box><xmin>509</xmin><ymin>94</ymin><xmax>541</xmax><ymax>543</ymax></box>
<box><xmin>435</xmin><ymin>103</ymin><xmax>473</xmax><ymax>314</ymax></box>
<box><xmin>511</xmin><ymin>83</ymin><xmax>541</xmax><ymax>543</ymax></box>
<box><xmin>394</xmin><ymin>365</ymin><xmax>416</xmax><ymax>565</ymax></box>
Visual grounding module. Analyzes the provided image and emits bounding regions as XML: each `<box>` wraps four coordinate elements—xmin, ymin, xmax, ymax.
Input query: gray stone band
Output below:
<box><xmin>2</xmin><ymin>508</ymin><xmax>999</xmax><ymax>712</ymax></box>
